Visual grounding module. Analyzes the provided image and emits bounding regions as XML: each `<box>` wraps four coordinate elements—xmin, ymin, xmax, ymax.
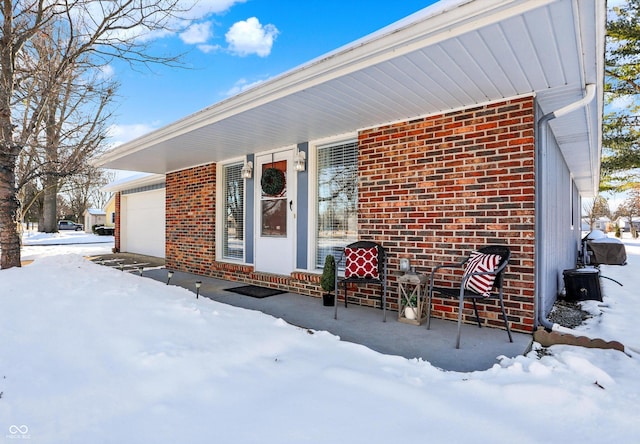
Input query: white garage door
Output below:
<box><xmin>121</xmin><ymin>189</ymin><xmax>165</xmax><ymax>258</ymax></box>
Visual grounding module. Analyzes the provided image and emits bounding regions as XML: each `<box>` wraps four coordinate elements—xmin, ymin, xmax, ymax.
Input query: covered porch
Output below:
<box><xmin>99</xmin><ymin>0</ymin><xmax>604</xmax><ymax>337</ymax></box>
<box><xmin>144</xmin><ymin>267</ymin><xmax>532</xmax><ymax>372</ymax></box>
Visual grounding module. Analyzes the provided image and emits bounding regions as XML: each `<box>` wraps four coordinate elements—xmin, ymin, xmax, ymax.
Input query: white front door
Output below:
<box><xmin>254</xmin><ymin>150</ymin><xmax>295</xmax><ymax>275</ymax></box>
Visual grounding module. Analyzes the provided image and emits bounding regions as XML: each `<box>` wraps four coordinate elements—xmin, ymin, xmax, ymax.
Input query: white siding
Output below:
<box><xmin>537</xmin><ymin>115</ymin><xmax>582</xmax><ymax>319</ymax></box>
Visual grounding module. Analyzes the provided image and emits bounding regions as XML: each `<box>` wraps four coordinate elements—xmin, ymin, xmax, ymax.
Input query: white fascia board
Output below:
<box><xmin>102</xmin><ymin>173</ymin><xmax>165</xmax><ymax>193</ymax></box>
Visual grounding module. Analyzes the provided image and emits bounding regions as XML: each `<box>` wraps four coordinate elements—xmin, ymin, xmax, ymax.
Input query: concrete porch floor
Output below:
<box><xmin>143</xmin><ymin>268</ymin><xmax>533</xmax><ymax>373</ymax></box>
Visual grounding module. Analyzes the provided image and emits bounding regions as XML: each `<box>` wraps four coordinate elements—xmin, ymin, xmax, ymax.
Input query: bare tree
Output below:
<box><xmin>15</xmin><ymin>178</ymin><xmax>43</xmax><ymax>233</ymax></box>
<box><xmin>60</xmin><ymin>165</ymin><xmax>113</xmax><ymax>225</ymax></box>
<box><xmin>615</xmin><ymin>188</ymin><xmax>640</xmax><ymax>237</ymax></box>
<box><xmin>318</xmin><ymin>163</ymin><xmax>358</xmax><ymax>233</ymax></box>
<box><xmin>15</xmin><ymin>25</ymin><xmax>116</xmax><ymax>232</ymax></box>
<box><xmin>1</xmin><ymin>0</ymin><xmax>187</xmax><ymax>268</ymax></box>
<box><xmin>583</xmin><ymin>195</ymin><xmax>611</xmax><ymax>230</ymax></box>
<box><xmin>85</xmin><ymin>168</ymin><xmax>115</xmax><ymax>211</ymax></box>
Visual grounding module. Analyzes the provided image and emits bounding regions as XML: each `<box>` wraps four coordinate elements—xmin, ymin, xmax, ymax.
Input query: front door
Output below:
<box><xmin>254</xmin><ymin>150</ymin><xmax>295</xmax><ymax>275</ymax></box>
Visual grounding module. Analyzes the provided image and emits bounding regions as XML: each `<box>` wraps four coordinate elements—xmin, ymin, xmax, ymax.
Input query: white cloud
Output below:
<box><xmin>180</xmin><ymin>22</ymin><xmax>213</xmax><ymax>44</ymax></box>
<box><xmin>608</xmin><ymin>0</ymin><xmax>626</xmax><ymax>9</ymax></box>
<box><xmin>226</xmin><ymin>17</ymin><xmax>279</xmax><ymax>57</ymax></box>
<box><xmin>80</xmin><ymin>0</ymin><xmax>246</xmax><ymax>44</ymax></box>
<box><xmin>184</xmin><ymin>0</ymin><xmax>247</xmax><ymax>20</ymax></box>
<box><xmin>198</xmin><ymin>44</ymin><xmax>221</xmax><ymax>54</ymax></box>
<box><xmin>98</xmin><ymin>64</ymin><xmax>115</xmax><ymax>80</ymax></box>
<box><xmin>224</xmin><ymin>78</ymin><xmax>266</xmax><ymax>97</ymax></box>
<box><xmin>608</xmin><ymin>95</ymin><xmax>636</xmax><ymax>112</ymax></box>
<box><xmin>106</xmin><ymin>123</ymin><xmax>161</xmax><ymax>147</ymax></box>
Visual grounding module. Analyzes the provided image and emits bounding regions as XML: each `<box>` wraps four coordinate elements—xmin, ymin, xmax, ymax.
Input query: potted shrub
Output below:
<box><xmin>320</xmin><ymin>255</ymin><xmax>336</xmax><ymax>306</ymax></box>
<box><xmin>404</xmin><ymin>295</ymin><xmax>418</xmax><ymax>320</ymax></box>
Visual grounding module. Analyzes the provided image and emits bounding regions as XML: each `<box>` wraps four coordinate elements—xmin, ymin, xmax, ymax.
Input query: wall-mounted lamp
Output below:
<box><xmin>241</xmin><ymin>161</ymin><xmax>253</xmax><ymax>179</ymax></box>
<box><xmin>399</xmin><ymin>258</ymin><xmax>411</xmax><ymax>273</ymax></box>
<box><xmin>166</xmin><ymin>270</ymin><xmax>174</xmax><ymax>285</ymax></box>
<box><xmin>294</xmin><ymin>150</ymin><xmax>306</xmax><ymax>172</ymax></box>
<box><xmin>195</xmin><ymin>281</ymin><xmax>202</xmax><ymax>299</ymax></box>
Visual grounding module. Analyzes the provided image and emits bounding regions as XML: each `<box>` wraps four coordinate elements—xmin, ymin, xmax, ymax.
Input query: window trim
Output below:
<box><xmin>216</xmin><ymin>158</ymin><xmax>248</xmax><ymax>264</ymax></box>
<box><xmin>308</xmin><ymin>133</ymin><xmax>358</xmax><ymax>271</ymax></box>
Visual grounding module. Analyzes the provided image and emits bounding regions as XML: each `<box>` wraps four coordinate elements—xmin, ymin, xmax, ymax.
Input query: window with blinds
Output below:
<box><xmin>223</xmin><ymin>163</ymin><xmax>245</xmax><ymax>260</ymax></box>
<box><xmin>316</xmin><ymin>140</ymin><xmax>358</xmax><ymax>268</ymax></box>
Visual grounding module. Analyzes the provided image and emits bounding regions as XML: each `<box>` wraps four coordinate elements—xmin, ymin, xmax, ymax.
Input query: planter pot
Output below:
<box><xmin>322</xmin><ymin>293</ymin><xmax>335</xmax><ymax>306</ymax></box>
<box><xmin>404</xmin><ymin>306</ymin><xmax>418</xmax><ymax>320</ymax></box>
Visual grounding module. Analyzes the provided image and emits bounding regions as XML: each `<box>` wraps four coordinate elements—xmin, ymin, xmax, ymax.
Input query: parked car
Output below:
<box><xmin>58</xmin><ymin>220</ymin><xmax>83</xmax><ymax>231</ymax></box>
<box><xmin>94</xmin><ymin>226</ymin><xmax>115</xmax><ymax>236</ymax></box>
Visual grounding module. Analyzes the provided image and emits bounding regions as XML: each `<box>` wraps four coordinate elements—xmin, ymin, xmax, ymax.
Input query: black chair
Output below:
<box><xmin>334</xmin><ymin>241</ymin><xmax>387</xmax><ymax>321</ymax></box>
<box><xmin>427</xmin><ymin>245</ymin><xmax>513</xmax><ymax>348</ymax></box>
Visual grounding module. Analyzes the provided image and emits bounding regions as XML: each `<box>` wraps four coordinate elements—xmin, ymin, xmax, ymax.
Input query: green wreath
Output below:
<box><xmin>261</xmin><ymin>167</ymin><xmax>286</xmax><ymax>196</ymax></box>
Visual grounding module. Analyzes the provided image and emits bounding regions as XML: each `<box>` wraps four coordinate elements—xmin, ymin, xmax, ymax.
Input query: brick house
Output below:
<box><xmin>99</xmin><ymin>0</ymin><xmax>604</xmax><ymax>334</ymax></box>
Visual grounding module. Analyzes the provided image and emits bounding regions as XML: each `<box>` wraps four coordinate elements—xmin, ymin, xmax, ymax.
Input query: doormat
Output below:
<box><xmin>224</xmin><ymin>285</ymin><xmax>286</xmax><ymax>298</ymax></box>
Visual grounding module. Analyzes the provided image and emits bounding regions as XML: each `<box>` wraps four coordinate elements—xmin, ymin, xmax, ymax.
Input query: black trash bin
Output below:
<box><xmin>563</xmin><ymin>268</ymin><xmax>602</xmax><ymax>302</ymax></box>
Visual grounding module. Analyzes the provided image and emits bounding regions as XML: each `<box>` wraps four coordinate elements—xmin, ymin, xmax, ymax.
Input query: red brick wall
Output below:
<box><xmin>163</xmin><ymin>162</ymin><xmax>328</xmax><ymax>296</ymax></box>
<box><xmin>163</xmin><ymin>98</ymin><xmax>536</xmax><ymax>333</ymax></box>
<box><xmin>165</xmin><ymin>164</ymin><xmax>217</xmax><ymax>274</ymax></box>
<box><xmin>357</xmin><ymin>97</ymin><xmax>536</xmax><ymax>332</ymax></box>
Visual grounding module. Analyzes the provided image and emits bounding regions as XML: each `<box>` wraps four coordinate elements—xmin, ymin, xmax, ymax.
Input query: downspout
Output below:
<box><xmin>535</xmin><ymin>84</ymin><xmax>596</xmax><ymax>330</ymax></box>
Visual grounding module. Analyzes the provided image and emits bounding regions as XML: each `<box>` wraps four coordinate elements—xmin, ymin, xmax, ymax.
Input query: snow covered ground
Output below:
<box><xmin>1</xmin><ymin>231</ymin><xmax>639</xmax><ymax>443</ymax></box>
<box><xmin>20</xmin><ymin>230</ymin><xmax>114</xmax><ymax>262</ymax></box>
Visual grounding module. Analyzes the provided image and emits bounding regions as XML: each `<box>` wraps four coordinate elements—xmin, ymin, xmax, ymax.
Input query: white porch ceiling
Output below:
<box><xmin>98</xmin><ymin>0</ymin><xmax>604</xmax><ymax>196</ymax></box>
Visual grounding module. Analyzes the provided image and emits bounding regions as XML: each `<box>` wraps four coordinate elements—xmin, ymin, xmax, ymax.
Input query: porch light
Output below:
<box><xmin>195</xmin><ymin>281</ymin><xmax>202</xmax><ymax>299</ymax></box>
<box><xmin>241</xmin><ymin>161</ymin><xmax>253</xmax><ymax>179</ymax></box>
<box><xmin>294</xmin><ymin>150</ymin><xmax>306</xmax><ymax>172</ymax></box>
<box><xmin>166</xmin><ymin>270</ymin><xmax>174</xmax><ymax>285</ymax></box>
<box><xmin>399</xmin><ymin>258</ymin><xmax>411</xmax><ymax>273</ymax></box>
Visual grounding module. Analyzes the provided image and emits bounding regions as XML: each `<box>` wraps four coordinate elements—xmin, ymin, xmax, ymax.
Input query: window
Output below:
<box><xmin>223</xmin><ymin>163</ymin><xmax>245</xmax><ymax>260</ymax></box>
<box><xmin>316</xmin><ymin>140</ymin><xmax>358</xmax><ymax>268</ymax></box>
<box><xmin>260</xmin><ymin>160</ymin><xmax>287</xmax><ymax>237</ymax></box>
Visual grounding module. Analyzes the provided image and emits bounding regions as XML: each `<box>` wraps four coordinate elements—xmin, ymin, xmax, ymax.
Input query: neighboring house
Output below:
<box><xmin>104</xmin><ymin>194</ymin><xmax>116</xmax><ymax>228</ymax></box>
<box><xmin>614</xmin><ymin>217</ymin><xmax>640</xmax><ymax>233</ymax></box>
<box><xmin>98</xmin><ymin>0</ymin><xmax>605</xmax><ymax>334</ymax></box>
<box><xmin>594</xmin><ymin>217</ymin><xmax>612</xmax><ymax>232</ymax></box>
<box><xmin>582</xmin><ymin>217</ymin><xmax>611</xmax><ymax>233</ymax></box>
<box><xmin>84</xmin><ymin>208</ymin><xmax>106</xmax><ymax>233</ymax></box>
<box><xmin>102</xmin><ymin>173</ymin><xmax>166</xmax><ymax>258</ymax></box>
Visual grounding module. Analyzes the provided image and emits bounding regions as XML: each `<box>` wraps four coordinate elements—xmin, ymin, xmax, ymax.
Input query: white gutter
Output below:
<box><xmin>535</xmin><ymin>83</ymin><xmax>596</xmax><ymax>331</ymax></box>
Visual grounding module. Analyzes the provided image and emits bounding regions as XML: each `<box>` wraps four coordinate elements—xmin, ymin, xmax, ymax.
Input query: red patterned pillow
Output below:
<box><xmin>345</xmin><ymin>247</ymin><xmax>379</xmax><ymax>279</ymax></box>
<box><xmin>463</xmin><ymin>251</ymin><xmax>501</xmax><ymax>297</ymax></box>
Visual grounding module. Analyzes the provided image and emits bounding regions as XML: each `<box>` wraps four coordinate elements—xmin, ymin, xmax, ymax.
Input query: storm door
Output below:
<box><xmin>254</xmin><ymin>150</ymin><xmax>295</xmax><ymax>275</ymax></box>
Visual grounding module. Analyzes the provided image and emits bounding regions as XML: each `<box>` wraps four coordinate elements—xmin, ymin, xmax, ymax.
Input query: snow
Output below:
<box><xmin>1</xmin><ymin>232</ymin><xmax>639</xmax><ymax>443</ymax></box>
<box><xmin>20</xmin><ymin>231</ymin><xmax>114</xmax><ymax>263</ymax></box>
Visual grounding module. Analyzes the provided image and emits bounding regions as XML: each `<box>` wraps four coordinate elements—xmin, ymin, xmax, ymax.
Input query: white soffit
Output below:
<box><xmin>102</xmin><ymin>173</ymin><xmax>165</xmax><ymax>193</ymax></box>
<box><xmin>98</xmin><ymin>0</ymin><xmax>603</xmax><ymax>194</ymax></box>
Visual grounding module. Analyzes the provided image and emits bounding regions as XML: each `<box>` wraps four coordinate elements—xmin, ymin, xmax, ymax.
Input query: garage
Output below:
<box><xmin>103</xmin><ymin>174</ymin><xmax>166</xmax><ymax>259</ymax></box>
<box><xmin>120</xmin><ymin>188</ymin><xmax>165</xmax><ymax>258</ymax></box>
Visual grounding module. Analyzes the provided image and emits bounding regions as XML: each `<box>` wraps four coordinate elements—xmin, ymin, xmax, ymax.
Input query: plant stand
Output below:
<box><xmin>398</xmin><ymin>273</ymin><xmax>428</xmax><ymax>325</ymax></box>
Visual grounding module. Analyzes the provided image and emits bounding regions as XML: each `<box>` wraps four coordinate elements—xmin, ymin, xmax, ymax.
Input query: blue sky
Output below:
<box><xmin>107</xmin><ymin>0</ymin><xmax>438</xmax><ymax>146</ymax></box>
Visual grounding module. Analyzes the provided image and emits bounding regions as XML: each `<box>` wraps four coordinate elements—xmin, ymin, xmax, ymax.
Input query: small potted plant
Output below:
<box><xmin>320</xmin><ymin>255</ymin><xmax>336</xmax><ymax>306</ymax></box>
<box><xmin>404</xmin><ymin>295</ymin><xmax>418</xmax><ymax>320</ymax></box>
